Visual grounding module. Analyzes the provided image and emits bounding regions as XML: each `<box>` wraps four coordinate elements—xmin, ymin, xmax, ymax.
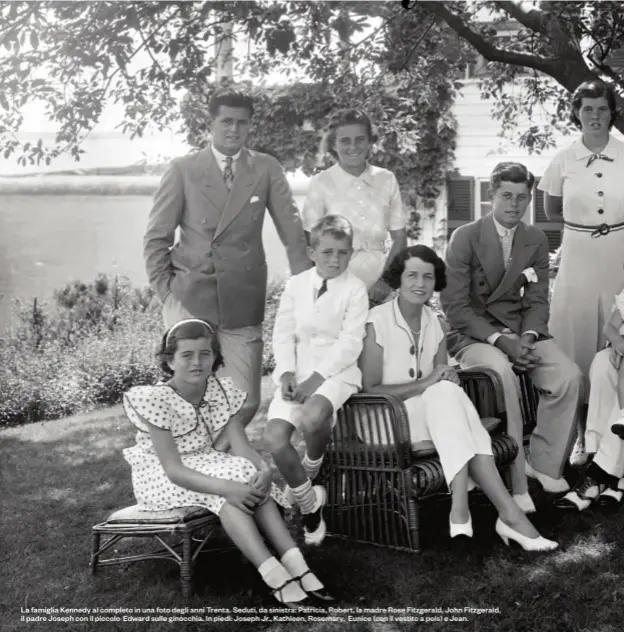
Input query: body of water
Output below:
<box><xmin>0</xmin><ymin>194</ymin><xmax>296</xmax><ymax>329</ymax></box>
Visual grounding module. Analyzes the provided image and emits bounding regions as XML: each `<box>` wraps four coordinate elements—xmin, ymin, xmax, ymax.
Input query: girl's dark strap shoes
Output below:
<box><xmin>293</xmin><ymin>570</ymin><xmax>336</xmax><ymax>601</ymax></box>
<box><xmin>271</xmin><ymin>578</ymin><xmax>313</xmax><ymax>609</ymax></box>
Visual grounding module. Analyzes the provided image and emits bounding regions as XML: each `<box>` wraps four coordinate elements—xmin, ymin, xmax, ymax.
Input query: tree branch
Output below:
<box><xmin>494</xmin><ymin>1</ymin><xmax>549</xmax><ymax>35</ymax></box>
<box><xmin>398</xmin><ymin>15</ymin><xmax>438</xmax><ymax>71</ymax></box>
<box><xmin>0</xmin><ymin>3</ymin><xmax>38</xmax><ymax>47</ymax></box>
<box><xmin>418</xmin><ymin>1</ymin><xmax>556</xmax><ymax>73</ymax></box>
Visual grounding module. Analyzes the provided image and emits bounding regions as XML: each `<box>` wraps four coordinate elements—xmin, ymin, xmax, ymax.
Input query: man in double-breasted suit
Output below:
<box><xmin>441</xmin><ymin>162</ymin><xmax>582</xmax><ymax>514</ymax></box>
<box><xmin>144</xmin><ymin>86</ymin><xmax>312</xmax><ymax>427</ymax></box>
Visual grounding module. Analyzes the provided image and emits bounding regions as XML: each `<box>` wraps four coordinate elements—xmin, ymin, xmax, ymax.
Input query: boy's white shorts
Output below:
<box><xmin>267</xmin><ymin>378</ymin><xmax>358</xmax><ymax>430</ymax></box>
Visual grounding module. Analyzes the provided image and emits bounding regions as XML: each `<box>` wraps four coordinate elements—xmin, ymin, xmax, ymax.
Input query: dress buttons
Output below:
<box><xmin>201</xmin><ymin>218</ymin><xmax>206</xmax><ymax>224</ymax></box>
<box><xmin>598</xmin><ymin>191</ymin><xmax>604</xmax><ymax>197</ymax></box>
<box><xmin>596</xmin><ymin>173</ymin><xmax>603</xmax><ymax>178</ymax></box>
<box><xmin>598</xmin><ymin>209</ymin><xmax>604</xmax><ymax>215</ymax></box>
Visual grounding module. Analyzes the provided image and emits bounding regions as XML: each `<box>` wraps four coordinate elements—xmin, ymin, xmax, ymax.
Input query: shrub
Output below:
<box><xmin>0</xmin><ymin>275</ymin><xmax>286</xmax><ymax>428</ymax></box>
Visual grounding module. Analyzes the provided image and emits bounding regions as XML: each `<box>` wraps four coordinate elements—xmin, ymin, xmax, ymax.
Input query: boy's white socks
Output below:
<box><xmin>291</xmin><ymin>479</ymin><xmax>316</xmax><ymax>514</ymax></box>
<box><xmin>302</xmin><ymin>453</ymin><xmax>324</xmax><ymax>481</ymax></box>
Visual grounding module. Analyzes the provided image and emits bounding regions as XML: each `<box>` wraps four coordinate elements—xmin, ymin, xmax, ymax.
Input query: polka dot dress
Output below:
<box><xmin>122</xmin><ymin>376</ymin><xmax>289</xmax><ymax>515</ymax></box>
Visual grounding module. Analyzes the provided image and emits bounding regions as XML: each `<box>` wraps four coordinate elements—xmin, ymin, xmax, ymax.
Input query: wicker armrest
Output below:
<box><xmin>457</xmin><ymin>368</ymin><xmax>506</xmax><ymax>428</ymax></box>
<box><xmin>332</xmin><ymin>392</ymin><xmax>412</xmax><ymax>469</ymax></box>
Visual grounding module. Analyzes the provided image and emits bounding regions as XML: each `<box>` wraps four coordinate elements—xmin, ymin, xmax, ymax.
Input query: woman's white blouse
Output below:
<box><xmin>302</xmin><ymin>163</ymin><xmax>406</xmax><ymax>247</ymax></box>
<box><xmin>538</xmin><ymin>135</ymin><xmax>624</xmax><ymax>226</ymax></box>
<box><xmin>302</xmin><ymin>163</ymin><xmax>407</xmax><ymax>288</ymax></box>
<box><xmin>367</xmin><ymin>299</ymin><xmax>444</xmax><ymax>385</ymax></box>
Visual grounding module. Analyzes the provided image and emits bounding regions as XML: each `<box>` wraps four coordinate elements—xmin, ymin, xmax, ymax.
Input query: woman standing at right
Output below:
<box><xmin>538</xmin><ymin>80</ymin><xmax>624</xmax><ymax>463</ymax></box>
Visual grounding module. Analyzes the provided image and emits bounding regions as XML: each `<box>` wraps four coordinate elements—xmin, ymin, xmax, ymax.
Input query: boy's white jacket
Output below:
<box><xmin>272</xmin><ymin>267</ymin><xmax>370</xmax><ymax>387</ymax></box>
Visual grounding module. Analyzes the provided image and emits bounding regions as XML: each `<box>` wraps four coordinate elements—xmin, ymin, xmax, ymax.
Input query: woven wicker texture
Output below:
<box><xmin>321</xmin><ymin>368</ymin><xmax>519</xmax><ymax>551</ymax></box>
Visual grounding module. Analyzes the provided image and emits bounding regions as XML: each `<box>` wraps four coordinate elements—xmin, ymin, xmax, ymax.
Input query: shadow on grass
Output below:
<box><xmin>2</xmin><ymin>407</ymin><xmax>624</xmax><ymax>632</ymax></box>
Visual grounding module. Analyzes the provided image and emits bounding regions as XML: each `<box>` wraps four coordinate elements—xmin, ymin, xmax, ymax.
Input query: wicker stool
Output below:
<box><xmin>91</xmin><ymin>505</ymin><xmax>225</xmax><ymax>599</ymax></box>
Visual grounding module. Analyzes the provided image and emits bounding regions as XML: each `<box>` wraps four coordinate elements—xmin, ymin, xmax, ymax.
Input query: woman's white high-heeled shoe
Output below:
<box><xmin>449</xmin><ymin>514</ymin><xmax>473</xmax><ymax>538</ymax></box>
<box><xmin>495</xmin><ymin>518</ymin><xmax>558</xmax><ymax>552</ymax></box>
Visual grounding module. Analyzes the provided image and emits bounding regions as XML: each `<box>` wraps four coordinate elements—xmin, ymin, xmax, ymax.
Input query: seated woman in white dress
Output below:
<box><xmin>359</xmin><ymin>245</ymin><xmax>557</xmax><ymax>551</ymax></box>
<box><xmin>302</xmin><ymin>108</ymin><xmax>408</xmax><ymax>305</ymax></box>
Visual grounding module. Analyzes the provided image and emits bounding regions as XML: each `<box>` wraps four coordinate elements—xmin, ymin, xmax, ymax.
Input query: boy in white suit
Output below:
<box><xmin>265</xmin><ymin>215</ymin><xmax>369</xmax><ymax>546</ymax></box>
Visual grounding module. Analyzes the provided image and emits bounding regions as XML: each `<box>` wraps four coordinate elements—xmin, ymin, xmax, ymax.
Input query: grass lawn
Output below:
<box><xmin>2</xmin><ymin>378</ymin><xmax>624</xmax><ymax>632</ymax></box>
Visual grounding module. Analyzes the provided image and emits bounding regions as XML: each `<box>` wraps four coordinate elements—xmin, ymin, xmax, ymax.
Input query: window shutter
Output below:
<box><xmin>480</xmin><ymin>180</ymin><xmax>492</xmax><ymax>217</ymax></box>
<box><xmin>447</xmin><ymin>176</ymin><xmax>474</xmax><ymax>240</ymax></box>
<box><xmin>533</xmin><ymin>178</ymin><xmax>562</xmax><ymax>251</ymax></box>
<box><xmin>543</xmin><ymin>230</ymin><xmax>562</xmax><ymax>251</ymax></box>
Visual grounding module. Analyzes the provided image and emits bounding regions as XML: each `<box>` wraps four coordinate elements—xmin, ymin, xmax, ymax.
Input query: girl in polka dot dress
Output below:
<box><xmin>122</xmin><ymin>319</ymin><xmax>333</xmax><ymax>608</ymax></box>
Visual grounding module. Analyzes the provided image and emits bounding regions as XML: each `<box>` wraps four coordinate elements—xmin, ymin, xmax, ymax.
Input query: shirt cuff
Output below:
<box><xmin>522</xmin><ymin>330</ymin><xmax>539</xmax><ymax>340</ymax></box>
<box><xmin>487</xmin><ymin>332</ymin><xmax>502</xmax><ymax>345</ymax></box>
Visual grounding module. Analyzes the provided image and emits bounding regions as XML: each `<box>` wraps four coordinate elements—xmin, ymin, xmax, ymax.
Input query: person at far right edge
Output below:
<box><xmin>538</xmin><ymin>80</ymin><xmax>624</xmax><ymax>467</ymax></box>
<box><xmin>441</xmin><ymin>162</ymin><xmax>583</xmax><ymax>515</ymax></box>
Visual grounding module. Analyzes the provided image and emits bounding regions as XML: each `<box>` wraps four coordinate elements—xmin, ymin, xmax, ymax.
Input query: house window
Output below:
<box><xmin>533</xmin><ymin>179</ymin><xmax>562</xmax><ymax>252</ymax></box>
<box><xmin>447</xmin><ymin>176</ymin><xmax>474</xmax><ymax>239</ymax></box>
<box><xmin>605</xmin><ymin>48</ymin><xmax>624</xmax><ymax>72</ymax></box>
<box><xmin>479</xmin><ymin>180</ymin><xmax>492</xmax><ymax>217</ymax></box>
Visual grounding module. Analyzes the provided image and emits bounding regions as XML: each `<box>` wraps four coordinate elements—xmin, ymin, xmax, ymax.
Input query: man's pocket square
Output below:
<box><xmin>250</xmin><ymin>195</ymin><xmax>260</xmax><ymax>203</ymax></box>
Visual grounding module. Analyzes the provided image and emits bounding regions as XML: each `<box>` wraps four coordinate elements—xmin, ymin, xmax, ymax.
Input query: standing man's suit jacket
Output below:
<box><xmin>144</xmin><ymin>145</ymin><xmax>311</xmax><ymax>329</ymax></box>
<box><xmin>440</xmin><ymin>213</ymin><xmax>552</xmax><ymax>356</ymax></box>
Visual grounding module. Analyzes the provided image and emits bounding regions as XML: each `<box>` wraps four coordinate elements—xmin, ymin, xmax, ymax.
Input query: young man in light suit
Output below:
<box><xmin>144</xmin><ymin>86</ymin><xmax>312</xmax><ymax>429</ymax></box>
<box><xmin>264</xmin><ymin>215</ymin><xmax>369</xmax><ymax>547</ymax></box>
<box><xmin>440</xmin><ymin>162</ymin><xmax>583</xmax><ymax>514</ymax></box>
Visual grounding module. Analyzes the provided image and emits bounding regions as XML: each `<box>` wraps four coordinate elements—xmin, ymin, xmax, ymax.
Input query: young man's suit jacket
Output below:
<box><xmin>441</xmin><ymin>213</ymin><xmax>551</xmax><ymax>356</ymax></box>
<box><xmin>144</xmin><ymin>145</ymin><xmax>311</xmax><ymax>329</ymax></box>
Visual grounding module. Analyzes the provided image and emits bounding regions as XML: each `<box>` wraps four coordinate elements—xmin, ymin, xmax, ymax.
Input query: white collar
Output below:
<box><xmin>211</xmin><ymin>144</ymin><xmax>241</xmax><ymax>164</ymax></box>
<box><xmin>492</xmin><ymin>215</ymin><xmax>518</xmax><ymax>237</ymax></box>
<box><xmin>329</xmin><ymin>162</ymin><xmax>376</xmax><ymax>187</ymax></box>
<box><xmin>311</xmin><ymin>267</ymin><xmax>347</xmax><ymax>289</ymax></box>
<box><xmin>391</xmin><ymin>297</ymin><xmax>432</xmax><ymax>338</ymax></box>
<box><xmin>572</xmin><ymin>135</ymin><xmax>620</xmax><ymax>161</ymax></box>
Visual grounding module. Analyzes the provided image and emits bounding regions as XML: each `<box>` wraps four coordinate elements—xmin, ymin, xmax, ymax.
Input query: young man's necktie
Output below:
<box><xmin>501</xmin><ymin>230</ymin><xmax>513</xmax><ymax>269</ymax></box>
<box><xmin>223</xmin><ymin>156</ymin><xmax>234</xmax><ymax>190</ymax></box>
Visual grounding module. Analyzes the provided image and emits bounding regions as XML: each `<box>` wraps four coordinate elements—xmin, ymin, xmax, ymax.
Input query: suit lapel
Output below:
<box><xmin>214</xmin><ymin>149</ymin><xmax>258</xmax><ymax>238</ymax></box>
<box><xmin>488</xmin><ymin>221</ymin><xmax>531</xmax><ymax>304</ymax></box>
<box><xmin>190</xmin><ymin>146</ymin><xmax>230</xmax><ymax>210</ymax></box>
<box><xmin>474</xmin><ymin>215</ymin><xmax>505</xmax><ymax>295</ymax></box>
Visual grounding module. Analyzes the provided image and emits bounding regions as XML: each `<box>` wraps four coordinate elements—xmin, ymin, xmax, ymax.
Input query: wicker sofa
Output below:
<box><xmin>318</xmin><ymin>368</ymin><xmax>519</xmax><ymax>552</ymax></box>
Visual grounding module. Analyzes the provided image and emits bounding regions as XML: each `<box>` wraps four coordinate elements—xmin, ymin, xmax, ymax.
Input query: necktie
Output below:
<box><xmin>316</xmin><ymin>279</ymin><xmax>328</xmax><ymax>300</ymax></box>
<box><xmin>586</xmin><ymin>153</ymin><xmax>614</xmax><ymax>168</ymax></box>
<box><xmin>223</xmin><ymin>156</ymin><xmax>234</xmax><ymax>190</ymax></box>
<box><xmin>501</xmin><ymin>230</ymin><xmax>513</xmax><ymax>269</ymax></box>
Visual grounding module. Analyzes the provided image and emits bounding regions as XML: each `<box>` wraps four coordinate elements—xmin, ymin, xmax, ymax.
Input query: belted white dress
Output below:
<box><xmin>538</xmin><ymin>135</ymin><xmax>624</xmax><ymax>397</ymax></box>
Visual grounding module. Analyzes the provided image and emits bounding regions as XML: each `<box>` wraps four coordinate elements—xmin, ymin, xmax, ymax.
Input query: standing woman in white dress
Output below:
<box><xmin>538</xmin><ymin>80</ymin><xmax>624</xmax><ymax>462</ymax></box>
<box><xmin>302</xmin><ymin>109</ymin><xmax>408</xmax><ymax>305</ymax></box>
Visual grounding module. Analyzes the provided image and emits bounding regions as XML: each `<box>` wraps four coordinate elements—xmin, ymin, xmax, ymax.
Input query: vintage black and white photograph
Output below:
<box><xmin>1</xmin><ymin>1</ymin><xmax>624</xmax><ymax>630</ymax></box>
